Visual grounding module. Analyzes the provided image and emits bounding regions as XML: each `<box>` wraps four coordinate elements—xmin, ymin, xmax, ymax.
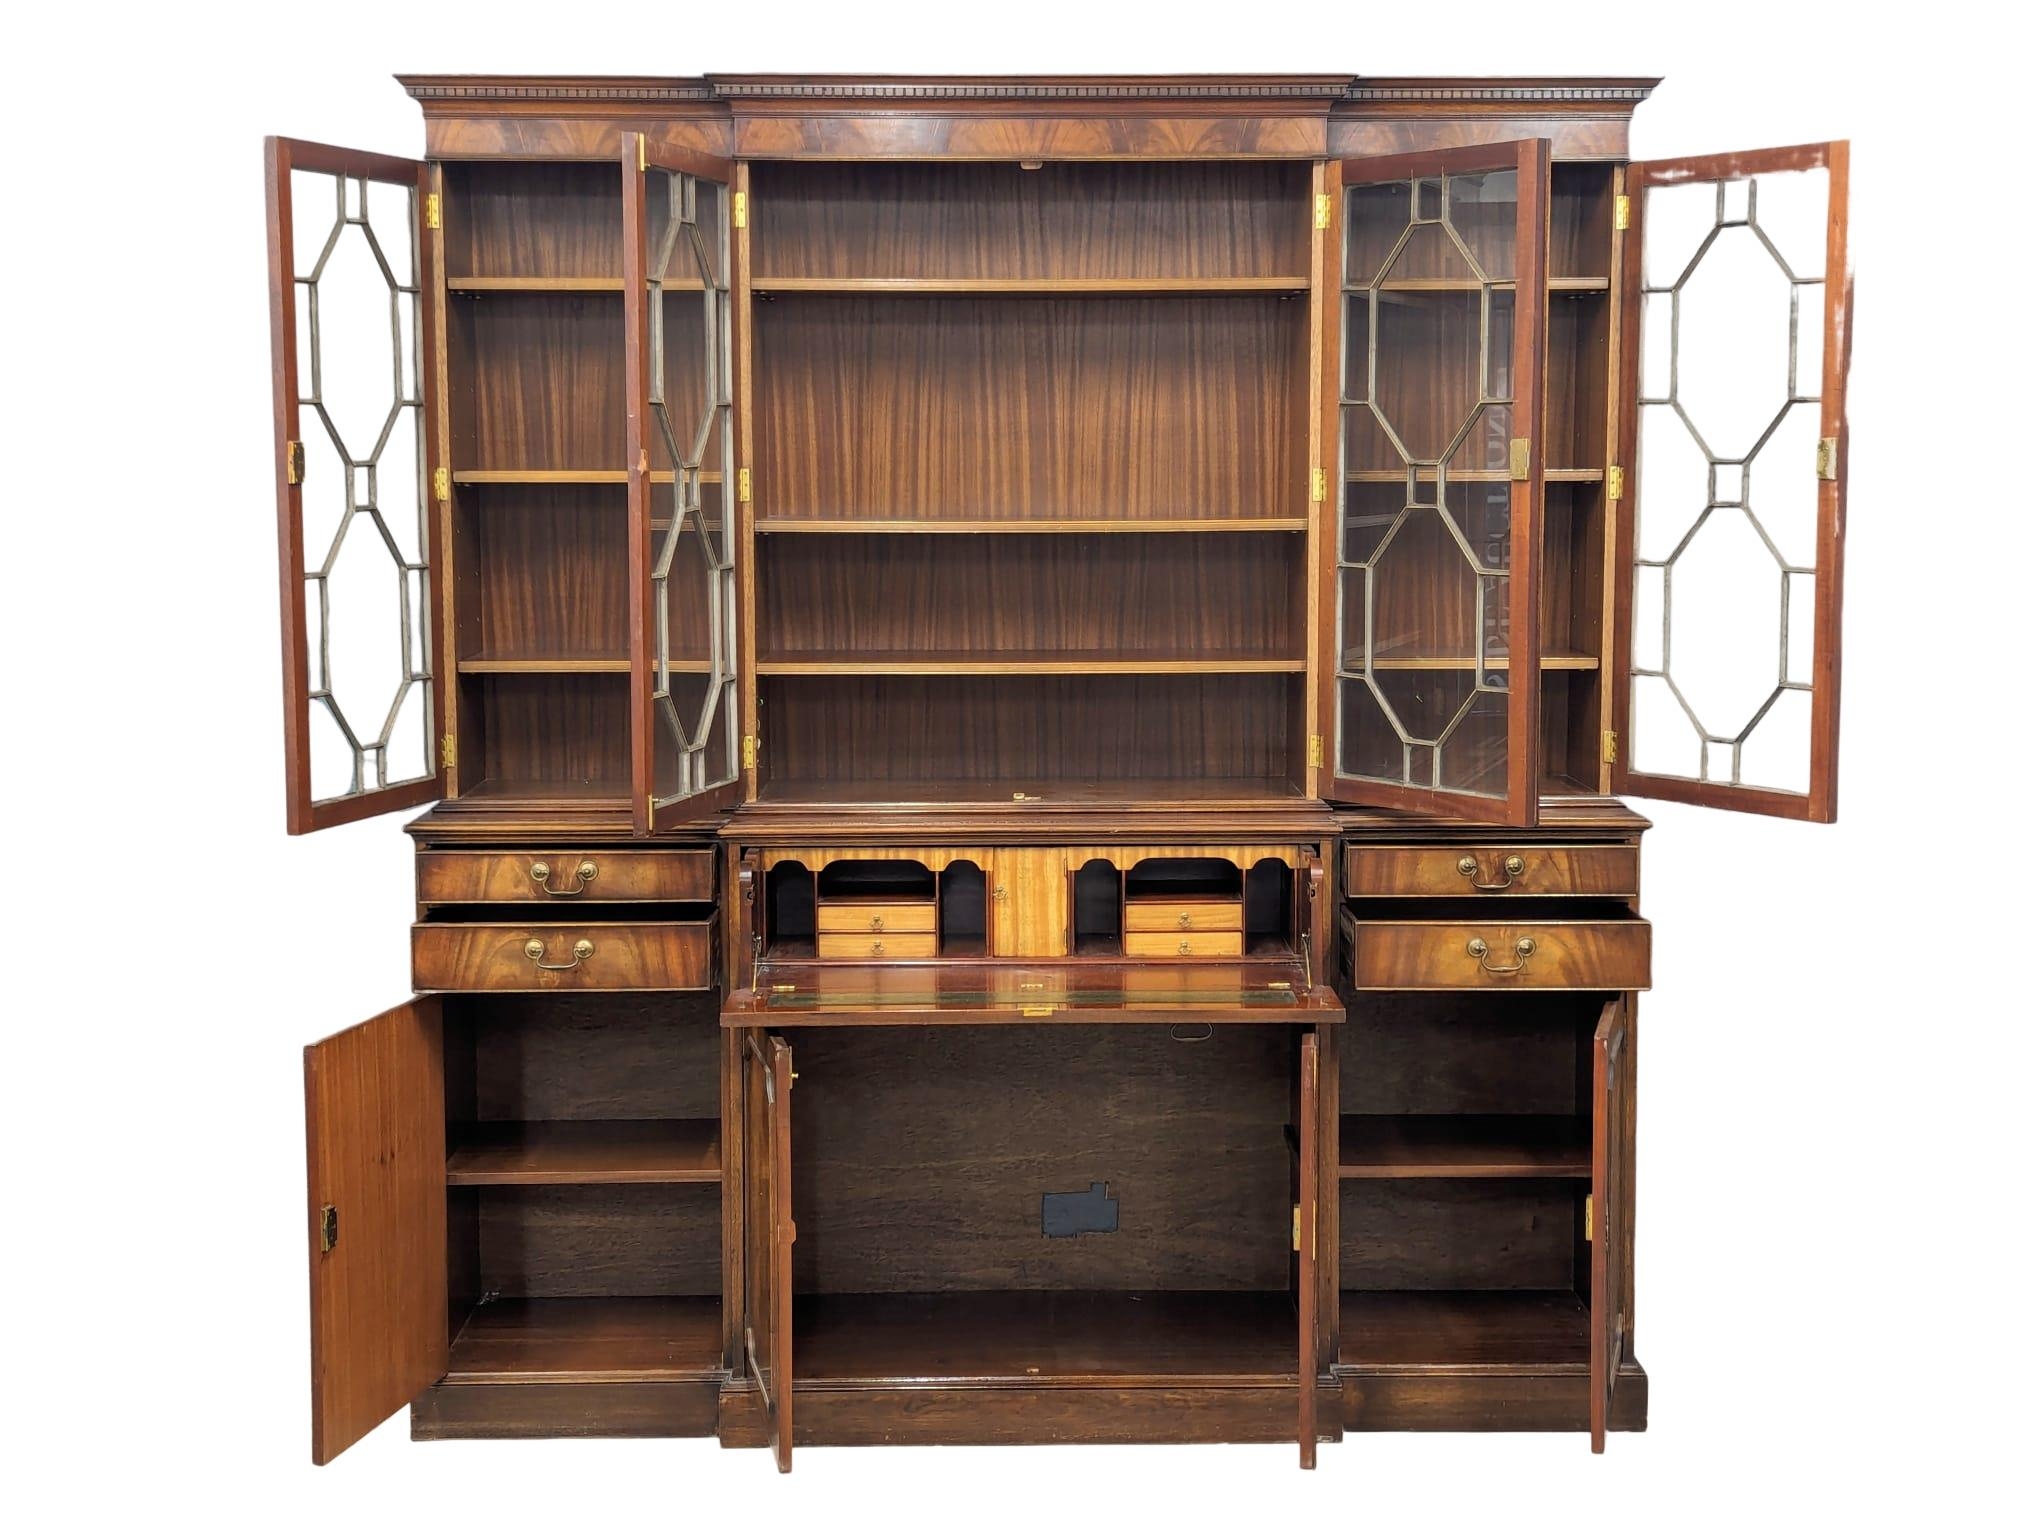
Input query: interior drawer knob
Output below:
<box><xmin>1178</xmin><ymin>938</ymin><xmax>1191</xmax><ymax>954</ymax></box>
<box><xmin>530</xmin><ymin>859</ymin><xmax>598</xmax><ymax>896</ymax></box>
<box><xmin>525</xmin><ymin>937</ymin><xmax>595</xmax><ymax>971</ymax></box>
<box><xmin>870</xmin><ymin>915</ymin><xmax>885</xmax><ymax>932</ymax></box>
<box><xmin>1466</xmin><ymin>935</ymin><xmax>1535</xmax><ymax>975</ymax></box>
<box><xmin>871</xmin><ymin>940</ymin><xmax>885</xmax><ymax>956</ymax></box>
<box><xmin>1178</xmin><ymin>911</ymin><xmax>1192</xmax><ymax>928</ymax></box>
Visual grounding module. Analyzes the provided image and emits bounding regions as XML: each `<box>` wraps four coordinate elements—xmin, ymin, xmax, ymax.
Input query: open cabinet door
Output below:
<box><xmin>1613</xmin><ymin>143</ymin><xmax>1851</xmax><ymax>820</ymax></box>
<box><xmin>1589</xmin><ymin>997</ymin><xmax>1631</xmax><ymax>1453</ymax></box>
<box><xmin>622</xmin><ymin>133</ymin><xmax>746</xmax><ymax>835</ymax></box>
<box><xmin>1321</xmin><ymin>140</ymin><xmax>1552</xmax><ymax>827</ymax></box>
<box><xmin>741</xmin><ymin>1030</ymin><xmax>795</xmax><ymax>1471</ymax></box>
<box><xmin>267</xmin><ymin>139</ymin><xmax>446</xmax><ymax>834</ymax></box>
<box><xmin>1295</xmin><ymin>1031</ymin><xmax>1321</xmax><ymax>1470</ymax></box>
<box><xmin>304</xmin><ymin>998</ymin><xmax>447</xmax><ymax>1464</ymax></box>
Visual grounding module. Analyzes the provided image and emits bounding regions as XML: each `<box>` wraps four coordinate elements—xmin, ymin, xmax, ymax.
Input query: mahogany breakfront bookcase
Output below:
<box><xmin>272</xmin><ymin>73</ymin><xmax>1852</xmax><ymax>1471</ymax></box>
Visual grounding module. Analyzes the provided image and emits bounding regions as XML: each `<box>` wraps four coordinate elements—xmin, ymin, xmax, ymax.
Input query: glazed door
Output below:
<box><xmin>741</xmin><ymin>1029</ymin><xmax>795</xmax><ymax>1471</ymax></box>
<box><xmin>1613</xmin><ymin>142</ymin><xmax>1851</xmax><ymax>821</ymax></box>
<box><xmin>1294</xmin><ymin>1030</ymin><xmax>1322</xmax><ymax>1469</ymax></box>
<box><xmin>304</xmin><ymin>997</ymin><xmax>447</xmax><ymax>1463</ymax></box>
<box><xmin>622</xmin><ymin>134</ymin><xmax>746</xmax><ymax>834</ymax></box>
<box><xmin>1589</xmin><ymin>997</ymin><xmax>1631</xmax><ymax>1453</ymax></box>
<box><xmin>1323</xmin><ymin>140</ymin><xmax>1553</xmax><ymax>827</ymax></box>
<box><xmin>267</xmin><ymin>139</ymin><xmax>447</xmax><ymax>834</ymax></box>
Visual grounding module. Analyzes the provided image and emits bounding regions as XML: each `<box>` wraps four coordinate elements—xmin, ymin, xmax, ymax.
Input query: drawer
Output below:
<box><xmin>1124</xmin><ymin>900</ymin><xmax>1245</xmax><ymax>933</ymax></box>
<box><xmin>1344</xmin><ymin>844</ymin><xmax>1639</xmax><ymax>901</ymax></box>
<box><xmin>1125</xmin><ymin>930</ymin><xmax>1246</xmax><ymax>958</ymax></box>
<box><xmin>815</xmin><ymin>902</ymin><xmax>939</xmax><ymax>935</ymax></box>
<box><xmin>1343</xmin><ymin>910</ymin><xmax>1650</xmax><ymax>991</ymax></box>
<box><xmin>417</xmin><ymin>848</ymin><xmax>714</xmax><ymax>905</ymax></box>
<box><xmin>412</xmin><ymin>918</ymin><xmax>714</xmax><ymax>992</ymax></box>
<box><xmin>817</xmin><ymin>932</ymin><xmax>940</xmax><ymax>960</ymax></box>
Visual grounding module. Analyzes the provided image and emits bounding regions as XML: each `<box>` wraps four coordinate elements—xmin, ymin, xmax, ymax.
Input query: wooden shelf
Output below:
<box><xmin>1345</xmin><ymin>650</ymin><xmax>1600</xmax><ymax>672</ymax></box>
<box><xmin>453</xmin><ymin>469</ymin><xmax>720</xmax><ymax>487</ymax></box>
<box><xmin>1338</xmin><ymin>1290</ymin><xmax>1590</xmax><ymax>1370</ymax></box>
<box><xmin>758</xmin><ymin>775</ymin><xmax>1307</xmax><ymax>807</ymax></box>
<box><xmin>446</xmin><ymin>276</ymin><xmax>708</xmax><ymax>293</ymax></box>
<box><xmin>458</xmin><ymin>654</ymin><xmax>630</xmax><ymax>676</ymax></box>
<box><xmin>1339</xmin><ymin>1115</ymin><xmax>1589</xmax><ymax>1179</ymax></box>
<box><xmin>755</xmin><ymin>275</ymin><xmax>1311</xmax><ymax>296</ymax></box>
<box><xmin>1344</xmin><ymin>277</ymin><xmax>1609</xmax><ymax>294</ymax></box>
<box><xmin>445</xmin><ymin>1297</ymin><xmax>723</xmax><ymax>1383</ymax></box>
<box><xmin>447</xmin><ymin>1120</ymin><xmax>721</xmax><ymax>1185</ymax></box>
<box><xmin>756</xmin><ymin>518</ymin><xmax>1308</xmax><ymax>536</ymax></box>
<box><xmin>795</xmin><ymin>1291</ymin><xmax>1298</xmax><ymax>1387</ymax></box>
<box><xmin>757</xmin><ymin>650</ymin><xmax>1304</xmax><ymax>677</ymax></box>
<box><xmin>1345</xmin><ymin>468</ymin><xmax>1604</xmax><ymax>484</ymax></box>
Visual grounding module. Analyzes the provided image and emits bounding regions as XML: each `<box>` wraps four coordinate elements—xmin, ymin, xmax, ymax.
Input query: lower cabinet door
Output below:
<box><xmin>741</xmin><ymin>1029</ymin><xmax>795</xmax><ymax>1471</ymax></box>
<box><xmin>304</xmin><ymin>997</ymin><xmax>448</xmax><ymax>1464</ymax></box>
<box><xmin>1590</xmin><ymin>997</ymin><xmax>1633</xmax><ymax>1453</ymax></box>
<box><xmin>1296</xmin><ymin>1031</ymin><xmax>1321</xmax><ymax>1470</ymax></box>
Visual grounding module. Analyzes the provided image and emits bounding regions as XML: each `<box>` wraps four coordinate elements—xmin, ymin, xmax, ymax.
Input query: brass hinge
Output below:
<box><xmin>284</xmin><ymin>440</ymin><xmax>305</xmax><ymax>485</ymax></box>
<box><xmin>1607</xmin><ymin>465</ymin><xmax>1625</xmax><ymax>501</ymax></box>
<box><xmin>1292</xmin><ymin>1204</ymin><xmax>1302</xmax><ymax>1251</ymax></box>
<box><xmin>732</xmin><ymin>191</ymin><xmax>748</xmax><ymax>229</ymax></box>
<box><xmin>1815</xmin><ymin>436</ymin><xmax>1838</xmax><ymax>480</ymax></box>
<box><xmin>424</xmin><ymin>192</ymin><xmax>441</xmax><ymax>231</ymax></box>
<box><xmin>741</xmin><ymin>734</ymin><xmax>757</xmax><ymax>770</ymax></box>
<box><xmin>637</xmin><ymin>135</ymin><xmax>648</xmax><ymax>173</ymax></box>
<box><xmin>1312</xmin><ymin>192</ymin><xmax>1332</xmax><ymax>231</ymax></box>
<box><xmin>440</xmin><ymin>733</ymin><xmax>456</xmax><ymax>770</ymax></box>
<box><xmin>432</xmin><ymin>465</ymin><xmax>451</xmax><ymax>502</ymax></box>
<box><xmin>1508</xmin><ymin>438</ymin><xmax>1532</xmax><ymax>482</ymax></box>
<box><xmin>318</xmin><ymin>1204</ymin><xmax>338</xmax><ymax>1253</ymax></box>
<box><xmin>737</xmin><ymin>467</ymin><xmax>753</xmax><ymax>503</ymax></box>
<box><xmin>1584</xmin><ymin>1194</ymin><xmax>1595</xmax><ymax>1242</ymax></box>
<box><xmin>1307</xmin><ymin>734</ymin><xmax>1325</xmax><ymax>769</ymax></box>
<box><xmin>648</xmin><ymin>794</ymin><xmax>658</xmax><ymax>823</ymax></box>
<box><xmin>1602</xmin><ymin>729</ymin><xmax>1618</xmax><ymax>766</ymax></box>
<box><xmin>1614</xmin><ymin>195</ymin><xmax>1631</xmax><ymax>232</ymax></box>
<box><xmin>1310</xmin><ymin>467</ymin><xmax>1327</xmax><ymax>503</ymax></box>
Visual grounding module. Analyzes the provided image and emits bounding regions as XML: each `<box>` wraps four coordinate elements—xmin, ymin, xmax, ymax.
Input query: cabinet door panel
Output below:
<box><xmin>741</xmin><ymin>1029</ymin><xmax>794</xmax><ymax>1471</ymax></box>
<box><xmin>1296</xmin><ymin>1031</ymin><xmax>1321</xmax><ymax>1469</ymax></box>
<box><xmin>623</xmin><ymin>136</ymin><xmax>746</xmax><ymax>833</ymax></box>
<box><xmin>1322</xmin><ymin>141</ymin><xmax>1552</xmax><ymax>826</ymax></box>
<box><xmin>267</xmin><ymin>138</ymin><xmax>446</xmax><ymax>834</ymax></box>
<box><xmin>1590</xmin><ymin>997</ymin><xmax>1632</xmax><ymax>1452</ymax></box>
<box><xmin>304</xmin><ymin>997</ymin><xmax>446</xmax><ymax>1463</ymax></box>
<box><xmin>1614</xmin><ymin>142</ymin><xmax>1851</xmax><ymax>821</ymax></box>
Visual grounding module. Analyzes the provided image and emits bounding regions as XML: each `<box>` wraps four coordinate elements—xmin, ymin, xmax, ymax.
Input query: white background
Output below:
<box><xmin>5</xmin><ymin>3</ymin><xmax>2031</xmax><ymax>1530</ymax></box>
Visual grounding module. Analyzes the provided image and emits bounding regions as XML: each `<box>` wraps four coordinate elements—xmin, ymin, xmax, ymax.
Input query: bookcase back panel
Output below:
<box><xmin>757</xmin><ymin>533</ymin><xmax>1303</xmax><ymax>660</ymax></box>
<box><xmin>1338</xmin><ymin>992</ymin><xmax>1601</xmax><ymax>1116</ymax></box>
<box><xmin>443</xmin><ymin>162</ymin><xmax>648</xmax><ymax>281</ymax></box>
<box><xmin>751</xmin><ymin>160</ymin><xmax>1311</xmax><ymax>280</ymax></box>
<box><xmin>464</xmin><ymin>488</ymin><xmax>631</xmax><ymax>660</ymax></box>
<box><xmin>1339</xmin><ymin>1181</ymin><xmax>1580</xmax><ymax>1290</ymax></box>
<box><xmin>785</xmin><ymin>1026</ymin><xmax>1295</xmax><ymax>1293</ymax></box>
<box><xmin>467</xmin><ymin>1184</ymin><xmax>722</xmax><ymax>1296</ymax></box>
<box><xmin>755</xmin><ymin>296</ymin><xmax>1305</xmax><ymax>522</ymax></box>
<box><xmin>475</xmin><ymin>674</ymin><xmax>630</xmax><ymax>791</ymax></box>
<box><xmin>448</xmin><ymin>994</ymin><xmax>722</xmax><ymax>1122</ymax></box>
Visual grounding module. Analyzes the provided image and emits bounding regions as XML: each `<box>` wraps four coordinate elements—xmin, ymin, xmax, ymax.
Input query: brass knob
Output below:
<box><xmin>994</xmin><ymin>885</ymin><xmax>1008</xmax><ymax>901</ymax></box>
<box><xmin>1178</xmin><ymin>911</ymin><xmax>1192</xmax><ymax>929</ymax></box>
<box><xmin>1178</xmin><ymin>938</ymin><xmax>1192</xmax><ymax>954</ymax></box>
<box><xmin>1457</xmin><ymin>855</ymin><xmax>1478</xmax><ymax>876</ymax></box>
<box><xmin>871</xmin><ymin>940</ymin><xmax>885</xmax><ymax>957</ymax></box>
<box><xmin>1503</xmin><ymin>855</ymin><xmax>1526</xmax><ymax>876</ymax></box>
<box><xmin>870</xmin><ymin>915</ymin><xmax>885</xmax><ymax>932</ymax></box>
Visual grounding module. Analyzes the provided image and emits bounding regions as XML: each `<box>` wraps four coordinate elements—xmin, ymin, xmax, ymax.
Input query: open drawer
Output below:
<box><xmin>1342</xmin><ymin>903</ymin><xmax>1651</xmax><ymax>992</ymax></box>
<box><xmin>723</xmin><ymin>960</ymin><xmax>1343</xmax><ymax>1026</ymax></box>
<box><xmin>413</xmin><ymin>906</ymin><xmax>717</xmax><ymax>992</ymax></box>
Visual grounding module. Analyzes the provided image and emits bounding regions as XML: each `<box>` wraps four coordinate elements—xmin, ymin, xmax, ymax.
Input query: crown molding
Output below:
<box><xmin>1344</xmin><ymin>77</ymin><xmax>1660</xmax><ymax>105</ymax></box>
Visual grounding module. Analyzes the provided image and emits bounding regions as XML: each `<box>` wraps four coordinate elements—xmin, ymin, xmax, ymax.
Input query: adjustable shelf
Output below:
<box><xmin>754</xmin><ymin>275</ymin><xmax>1310</xmax><ymax>296</ymax></box>
<box><xmin>1344</xmin><ymin>650</ymin><xmax>1601</xmax><ymax>673</ymax></box>
<box><xmin>453</xmin><ymin>469</ymin><xmax>719</xmax><ymax>486</ymax></box>
<box><xmin>447</xmin><ymin>1120</ymin><xmax>721</xmax><ymax>1185</ymax></box>
<box><xmin>756</xmin><ymin>517</ymin><xmax>1308</xmax><ymax>535</ymax></box>
<box><xmin>444</xmin><ymin>1297</ymin><xmax>724</xmax><ymax>1384</ymax></box>
<box><xmin>447</xmin><ymin>276</ymin><xmax>709</xmax><ymax>293</ymax></box>
<box><xmin>1338</xmin><ymin>1290</ymin><xmax>1591</xmax><ymax>1370</ymax></box>
<box><xmin>756</xmin><ymin>650</ymin><xmax>1305</xmax><ymax>677</ymax></box>
<box><xmin>1338</xmin><ymin>1115</ymin><xmax>1589</xmax><ymax>1180</ymax></box>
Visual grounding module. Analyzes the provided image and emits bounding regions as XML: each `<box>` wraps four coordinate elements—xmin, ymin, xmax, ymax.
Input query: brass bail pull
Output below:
<box><xmin>526</xmin><ymin>937</ymin><xmax>595</xmax><ymax>971</ymax></box>
<box><xmin>530</xmin><ymin>859</ymin><xmax>598</xmax><ymax>897</ymax></box>
<box><xmin>1457</xmin><ymin>853</ymin><xmax>1526</xmax><ymax>892</ymax></box>
<box><xmin>1466</xmin><ymin>935</ymin><xmax>1535</xmax><ymax>976</ymax></box>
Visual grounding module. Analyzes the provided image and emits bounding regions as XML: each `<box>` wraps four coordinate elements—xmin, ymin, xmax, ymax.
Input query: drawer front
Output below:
<box><xmin>1124</xmin><ymin>901</ymin><xmax>1246</xmax><ymax>933</ymax></box>
<box><xmin>817</xmin><ymin>933</ymin><xmax>940</xmax><ymax>960</ymax></box>
<box><xmin>815</xmin><ymin>902</ymin><xmax>939</xmax><ymax>935</ymax></box>
<box><xmin>412</xmin><ymin>921</ymin><xmax>714</xmax><ymax>992</ymax></box>
<box><xmin>1125</xmin><ymin>930</ymin><xmax>1246</xmax><ymax>958</ymax></box>
<box><xmin>1344</xmin><ymin>844</ymin><xmax>1639</xmax><ymax>901</ymax></box>
<box><xmin>417</xmin><ymin>849</ymin><xmax>714</xmax><ymax>905</ymax></box>
<box><xmin>1345</xmin><ymin>915</ymin><xmax>1650</xmax><ymax>991</ymax></box>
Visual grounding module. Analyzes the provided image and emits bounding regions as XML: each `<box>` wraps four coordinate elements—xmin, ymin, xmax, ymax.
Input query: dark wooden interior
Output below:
<box><xmin>276</xmin><ymin>72</ymin><xmax>1852</xmax><ymax>1472</ymax></box>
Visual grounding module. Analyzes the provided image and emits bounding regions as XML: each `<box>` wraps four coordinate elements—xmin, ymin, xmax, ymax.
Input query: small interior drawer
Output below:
<box><xmin>413</xmin><ymin>909</ymin><xmax>715</xmax><ymax>992</ymax></box>
<box><xmin>417</xmin><ymin>848</ymin><xmax>715</xmax><ymax>905</ymax></box>
<box><xmin>1343</xmin><ymin>843</ymin><xmax>1639</xmax><ymax>902</ymax></box>
<box><xmin>817</xmin><ymin>932</ymin><xmax>940</xmax><ymax>960</ymax></box>
<box><xmin>1342</xmin><ymin>904</ymin><xmax>1650</xmax><ymax>991</ymax></box>
<box><xmin>815</xmin><ymin>902</ymin><xmax>939</xmax><ymax>935</ymax></box>
<box><xmin>1124</xmin><ymin>900</ymin><xmax>1245</xmax><ymax>933</ymax></box>
<box><xmin>1125</xmin><ymin>930</ymin><xmax>1246</xmax><ymax>958</ymax></box>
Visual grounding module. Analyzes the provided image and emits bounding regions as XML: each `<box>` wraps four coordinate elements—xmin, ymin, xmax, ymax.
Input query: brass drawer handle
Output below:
<box><xmin>1467</xmin><ymin>936</ymin><xmax>1534</xmax><ymax>975</ymax></box>
<box><xmin>1457</xmin><ymin>853</ymin><xmax>1525</xmax><ymax>892</ymax></box>
<box><xmin>530</xmin><ymin>859</ymin><xmax>597</xmax><ymax>897</ymax></box>
<box><xmin>870</xmin><ymin>915</ymin><xmax>885</xmax><ymax>932</ymax></box>
<box><xmin>526</xmin><ymin>937</ymin><xmax>594</xmax><ymax>971</ymax></box>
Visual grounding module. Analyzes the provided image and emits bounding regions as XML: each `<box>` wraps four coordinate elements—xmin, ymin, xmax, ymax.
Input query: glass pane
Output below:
<box><xmin>644</xmin><ymin>169</ymin><xmax>738</xmax><ymax>810</ymax></box>
<box><xmin>1629</xmin><ymin>166</ymin><xmax>1829</xmax><ymax>796</ymax></box>
<box><xmin>1334</xmin><ymin>164</ymin><xmax>1520</xmax><ymax>801</ymax></box>
<box><xmin>289</xmin><ymin>167</ymin><xmax>434</xmax><ymax>805</ymax></box>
